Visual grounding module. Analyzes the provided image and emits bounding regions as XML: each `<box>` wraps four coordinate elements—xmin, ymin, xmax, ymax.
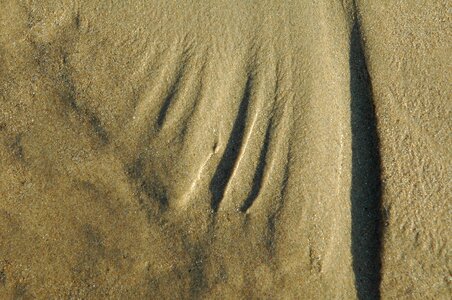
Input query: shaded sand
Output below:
<box><xmin>0</xmin><ymin>0</ymin><xmax>450</xmax><ymax>299</ymax></box>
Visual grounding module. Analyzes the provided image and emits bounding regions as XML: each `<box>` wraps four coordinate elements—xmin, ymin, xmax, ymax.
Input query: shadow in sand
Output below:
<box><xmin>350</xmin><ymin>20</ymin><xmax>382</xmax><ymax>300</ymax></box>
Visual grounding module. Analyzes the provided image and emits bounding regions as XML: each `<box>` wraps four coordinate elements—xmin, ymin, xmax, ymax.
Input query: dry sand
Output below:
<box><xmin>0</xmin><ymin>0</ymin><xmax>450</xmax><ymax>299</ymax></box>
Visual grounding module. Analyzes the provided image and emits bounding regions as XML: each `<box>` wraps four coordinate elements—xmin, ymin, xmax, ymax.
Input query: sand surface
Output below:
<box><xmin>0</xmin><ymin>0</ymin><xmax>450</xmax><ymax>299</ymax></box>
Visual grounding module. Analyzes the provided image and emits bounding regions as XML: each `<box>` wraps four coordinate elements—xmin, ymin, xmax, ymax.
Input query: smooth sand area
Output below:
<box><xmin>0</xmin><ymin>1</ymin><xmax>450</xmax><ymax>299</ymax></box>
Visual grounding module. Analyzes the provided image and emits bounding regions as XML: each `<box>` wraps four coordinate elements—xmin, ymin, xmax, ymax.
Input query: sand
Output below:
<box><xmin>0</xmin><ymin>0</ymin><xmax>450</xmax><ymax>299</ymax></box>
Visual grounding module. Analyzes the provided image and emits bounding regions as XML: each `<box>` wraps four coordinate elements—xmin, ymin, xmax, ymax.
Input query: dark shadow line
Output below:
<box><xmin>141</xmin><ymin>178</ymin><xmax>169</xmax><ymax>209</ymax></box>
<box><xmin>87</xmin><ymin>112</ymin><xmax>109</xmax><ymax>145</ymax></box>
<box><xmin>157</xmin><ymin>47</ymin><xmax>193</xmax><ymax>129</ymax></box>
<box><xmin>350</xmin><ymin>20</ymin><xmax>382</xmax><ymax>300</ymax></box>
<box><xmin>156</xmin><ymin>69</ymin><xmax>184</xmax><ymax>128</ymax></box>
<box><xmin>240</xmin><ymin>120</ymin><xmax>271</xmax><ymax>212</ymax></box>
<box><xmin>60</xmin><ymin>53</ymin><xmax>109</xmax><ymax>145</ymax></box>
<box><xmin>210</xmin><ymin>75</ymin><xmax>253</xmax><ymax>212</ymax></box>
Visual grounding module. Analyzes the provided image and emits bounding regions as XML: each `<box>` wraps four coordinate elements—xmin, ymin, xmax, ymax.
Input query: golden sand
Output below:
<box><xmin>0</xmin><ymin>1</ymin><xmax>450</xmax><ymax>298</ymax></box>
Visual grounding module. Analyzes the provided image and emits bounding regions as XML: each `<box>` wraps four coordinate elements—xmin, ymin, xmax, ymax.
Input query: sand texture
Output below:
<box><xmin>0</xmin><ymin>0</ymin><xmax>450</xmax><ymax>299</ymax></box>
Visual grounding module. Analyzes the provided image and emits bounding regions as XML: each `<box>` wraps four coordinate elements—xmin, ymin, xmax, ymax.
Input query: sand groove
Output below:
<box><xmin>210</xmin><ymin>75</ymin><xmax>254</xmax><ymax>212</ymax></box>
<box><xmin>239</xmin><ymin>118</ymin><xmax>272</xmax><ymax>213</ymax></box>
<box><xmin>155</xmin><ymin>46</ymin><xmax>193</xmax><ymax>129</ymax></box>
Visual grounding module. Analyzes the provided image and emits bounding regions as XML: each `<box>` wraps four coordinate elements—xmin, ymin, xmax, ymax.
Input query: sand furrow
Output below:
<box><xmin>209</xmin><ymin>75</ymin><xmax>254</xmax><ymax>212</ymax></box>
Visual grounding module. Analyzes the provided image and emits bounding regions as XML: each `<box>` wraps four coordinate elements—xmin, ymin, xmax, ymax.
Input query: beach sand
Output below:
<box><xmin>0</xmin><ymin>1</ymin><xmax>450</xmax><ymax>298</ymax></box>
